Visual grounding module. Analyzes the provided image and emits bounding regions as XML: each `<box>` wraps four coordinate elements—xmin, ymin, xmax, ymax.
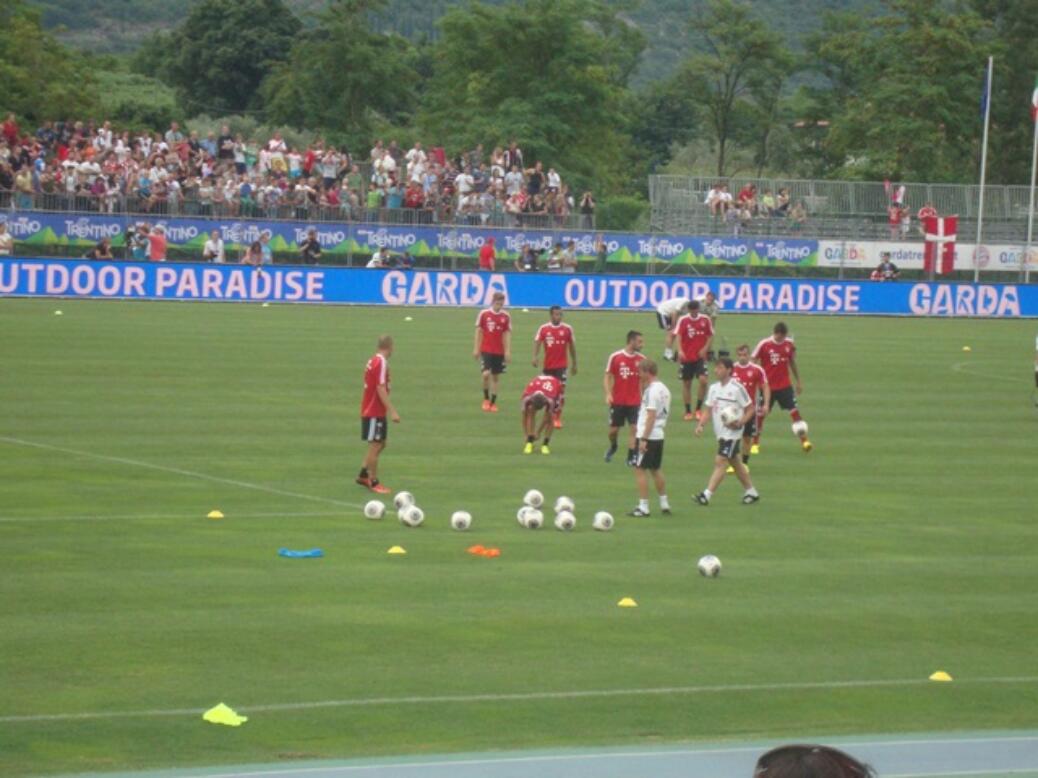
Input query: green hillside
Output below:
<box><xmin>33</xmin><ymin>0</ymin><xmax>878</xmax><ymax>84</ymax></box>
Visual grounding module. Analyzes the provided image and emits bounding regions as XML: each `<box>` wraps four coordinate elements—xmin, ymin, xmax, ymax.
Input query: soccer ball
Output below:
<box><xmin>791</xmin><ymin>420</ymin><xmax>809</xmax><ymax>437</ymax></box>
<box><xmin>697</xmin><ymin>554</ymin><xmax>722</xmax><ymax>578</ymax></box>
<box><xmin>517</xmin><ymin>506</ymin><xmax>532</xmax><ymax>526</ymax></box>
<box><xmin>592</xmin><ymin>511</ymin><xmax>614</xmax><ymax>531</ymax></box>
<box><xmin>394</xmin><ymin>491</ymin><xmax>415</xmax><ymax>510</ymax></box>
<box><xmin>450</xmin><ymin>511</ymin><xmax>472</xmax><ymax>531</ymax></box>
<box><xmin>553</xmin><ymin>496</ymin><xmax>575</xmax><ymax>514</ymax></box>
<box><xmin>719</xmin><ymin>405</ymin><xmax>742</xmax><ymax>426</ymax></box>
<box><xmin>554</xmin><ymin>511</ymin><xmax>576</xmax><ymax>531</ymax></box>
<box><xmin>524</xmin><ymin>509</ymin><xmax>545</xmax><ymax>529</ymax></box>
<box><xmin>523</xmin><ymin>489</ymin><xmax>544</xmax><ymax>508</ymax></box>
<box><xmin>363</xmin><ymin>500</ymin><xmax>386</xmax><ymax>520</ymax></box>
<box><xmin>399</xmin><ymin>505</ymin><xmax>424</xmax><ymax>527</ymax></box>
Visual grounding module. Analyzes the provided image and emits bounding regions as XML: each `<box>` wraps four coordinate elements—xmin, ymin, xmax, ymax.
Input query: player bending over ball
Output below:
<box><xmin>520</xmin><ymin>375</ymin><xmax>563</xmax><ymax>455</ymax></box>
<box><xmin>656</xmin><ymin>296</ymin><xmax>689</xmax><ymax>361</ymax></box>
<box><xmin>474</xmin><ymin>291</ymin><xmax>511</xmax><ymax>412</ymax></box>
<box><xmin>627</xmin><ymin>359</ymin><xmax>672</xmax><ymax>517</ymax></box>
<box><xmin>357</xmin><ymin>335</ymin><xmax>401</xmax><ymax>495</ymax></box>
<box><xmin>730</xmin><ymin>344</ymin><xmax>770</xmax><ymax>472</ymax></box>
<box><xmin>532</xmin><ymin>305</ymin><xmax>577</xmax><ymax>429</ymax></box>
<box><xmin>604</xmin><ymin>330</ymin><xmax>645</xmax><ymax>465</ymax></box>
<box><xmin>668</xmin><ymin>300</ymin><xmax>714</xmax><ymax>421</ymax></box>
<box><xmin>693</xmin><ymin>358</ymin><xmax>760</xmax><ymax>506</ymax></box>
<box><xmin>752</xmin><ymin>321</ymin><xmax>812</xmax><ymax>452</ymax></box>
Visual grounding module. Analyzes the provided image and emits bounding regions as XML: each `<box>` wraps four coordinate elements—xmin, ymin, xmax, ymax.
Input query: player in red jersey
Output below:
<box><xmin>752</xmin><ymin>321</ymin><xmax>812</xmax><ymax>452</ymax></box>
<box><xmin>731</xmin><ymin>344</ymin><xmax>771</xmax><ymax>471</ymax></box>
<box><xmin>532</xmin><ymin>305</ymin><xmax>577</xmax><ymax>429</ymax></box>
<box><xmin>603</xmin><ymin>330</ymin><xmax>645</xmax><ymax>465</ymax></box>
<box><xmin>520</xmin><ymin>374</ymin><xmax>563</xmax><ymax>455</ymax></box>
<box><xmin>667</xmin><ymin>300</ymin><xmax>714</xmax><ymax>421</ymax></box>
<box><xmin>357</xmin><ymin>335</ymin><xmax>401</xmax><ymax>494</ymax></box>
<box><xmin>473</xmin><ymin>291</ymin><xmax>511</xmax><ymax>412</ymax></box>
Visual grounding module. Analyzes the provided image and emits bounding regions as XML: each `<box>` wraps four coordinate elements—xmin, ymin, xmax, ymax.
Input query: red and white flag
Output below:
<box><xmin>923</xmin><ymin>215</ymin><xmax>957</xmax><ymax>275</ymax></box>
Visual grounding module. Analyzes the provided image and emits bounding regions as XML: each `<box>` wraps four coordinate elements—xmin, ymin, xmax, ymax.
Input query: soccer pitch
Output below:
<box><xmin>1</xmin><ymin>298</ymin><xmax>1036</xmax><ymax>776</ymax></box>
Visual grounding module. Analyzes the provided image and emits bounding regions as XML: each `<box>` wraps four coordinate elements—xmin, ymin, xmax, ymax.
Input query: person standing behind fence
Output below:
<box><xmin>479</xmin><ymin>237</ymin><xmax>496</xmax><ymax>271</ymax></box>
<box><xmin>0</xmin><ymin>223</ymin><xmax>12</xmax><ymax>256</ymax></box>
<box><xmin>147</xmin><ymin>225</ymin><xmax>167</xmax><ymax>262</ymax></box>
<box><xmin>300</xmin><ymin>228</ymin><xmax>322</xmax><ymax>265</ymax></box>
<box><xmin>203</xmin><ymin>229</ymin><xmax>225</xmax><ymax>263</ymax></box>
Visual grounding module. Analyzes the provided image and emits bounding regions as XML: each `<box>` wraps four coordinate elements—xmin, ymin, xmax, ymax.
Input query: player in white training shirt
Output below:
<box><xmin>655</xmin><ymin>296</ymin><xmax>689</xmax><ymax>361</ymax></box>
<box><xmin>627</xmin><ymin>359</ymin><xmax>672</xmax><ymax>518</ymax></box>
<box><xmin>693</xmin><ymin>357</ymin><xmax>759</xmax><ymax>506</ymax></box>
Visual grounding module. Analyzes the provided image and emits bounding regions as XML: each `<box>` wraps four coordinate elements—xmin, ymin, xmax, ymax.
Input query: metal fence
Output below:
<box><xmin>0</xmin><ymin>189</ymin><xmax>594</xmax><ymax>233</ymax></box>
<box><xmin>650</xmin><ymin>175</ymin><xmax>1036</xmax><ymax>238</ymax></box>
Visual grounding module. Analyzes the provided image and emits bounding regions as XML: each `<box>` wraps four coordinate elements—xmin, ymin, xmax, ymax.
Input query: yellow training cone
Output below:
<box><xmin>617</xmin><ymin>597</ymin><xmax>638</xmax><ymax>608</ymax></box>
<box><xmin>202</xmin><ymin>703</ymin><xmax>248</xmax><ymax>726</ymax></box>
<box><xmin>207</xmin><ymin>510</ymin><xmax>224</xmax><ymax>520</ymax></box>
<box><xmin>387</xmin><ymin>545</ymin><xmax>407</xmax><ymax>555</ymax></box>
<box><xmin>962</xmin><ymin>346</ymin><xmax>972</xmax><ymax>352</ymax></box>
<box><xmin>929</xmin><ymin>671</ymin><xmax>953</xmax><ymax>682</ymax></box>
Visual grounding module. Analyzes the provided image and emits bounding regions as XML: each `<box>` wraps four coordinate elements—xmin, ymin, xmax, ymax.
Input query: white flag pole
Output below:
<box><xmin>1025</xmin><ymin>114</ymin><xmax>1037</xmax><ymax>284</ymax></box>
<box><xmin>975</xmin><ymin>55</ymin><xmax>993</xmax><ymax>284</ymax></box>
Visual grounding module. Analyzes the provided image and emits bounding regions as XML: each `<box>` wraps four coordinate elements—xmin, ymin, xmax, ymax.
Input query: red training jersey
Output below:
<box><xmin>732</xmin><ymin>361</ymin><xmax>768</xmax><ymax>402</ymax></box>
<box><xmin>605</xmin><ymin>349</ymin><xmax>645</xmax><ymax>406</ymax></box>
<box><xmin>476</xmin><ymin>308</ymin><xmax>510</xmax><ymax>355</ymax></box>
<box><xmin>534</xmin><ymin>322</ymin><xmax>574</xmax><ymax>371</ymax></box>
<box><xmin>522</xmin><ymin>375</ymin><xmax>562</xmax><ymax>411</ymax></box>
<box><xmin>478</xmin><ymin>243</ymin><xmax>495</xmax><ymax>270</ymax></box>
<box><xmin>753</xmin><ymin>336</ymin><xmax>796</xmax><ymax>391</ymax></box>
<box><xmin>672</xmin><ymin>313</ymin><xmax>714</xmax><ymax>362</ymax></box>
<box><xmin>361</xmin><ymin>352</ymin><xmax>390</xmax><ymax>418</ymax></box>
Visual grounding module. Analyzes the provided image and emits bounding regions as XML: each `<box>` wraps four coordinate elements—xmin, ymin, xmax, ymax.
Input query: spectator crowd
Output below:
<box><xmin>0</xmin><ymin>113</ymin><xmax>593</xmax><ymax>230</ymax></box>
<box><xmin>704</xmin><ymin>182</ymin><xmax>809</xmax><ymax>235</ymax></box>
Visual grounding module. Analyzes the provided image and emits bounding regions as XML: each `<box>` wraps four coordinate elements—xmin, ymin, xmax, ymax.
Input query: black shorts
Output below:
<box><xmin>770</xmin><ymin>386</ymin><xmax>798</xmax><ymax>411</ymax></box>
<box><xmin>679</xmin><ymin>359</ymin><xmax>707</xmax><ymax>381</ymax></box>
<box><xmin>481</xmin><ymin>353</ymin><xmax>506</xmax><ymax>375</ymax></box>
<box><xmin>361</xmin><ymin>416</ymin><xmax>387</xmax><ymax>442</ymax></box>
<box><xmin>717</xmin><ymin>437</ymin><xmax>741</xmax><ymax>459</ymax></box>
<box><xmin>609</xmin><ymin>404</ymin><xmax>639</xmax><ymax>428</ymax></box>
<box><xmin>743</xmin><ymin>413</ymin><xmax>758</xmax><ymax>439</ymax></box>
<box><xmin>543</xmin><ymin>367</ymin><xmax>568</xmax><ymax>385</ymax></box>
<box><xmin>656</xmin><ymin>312</ymin><xmax>673</xmax><ymax>330</ymax></box>
<box><xmin>636</xmin><ymin>439</ymin><xmax>664</xmax><ymax>470</ymax></box>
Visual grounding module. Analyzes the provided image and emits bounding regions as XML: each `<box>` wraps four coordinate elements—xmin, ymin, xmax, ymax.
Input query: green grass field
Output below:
<box><xmin>1</xmin><ymin>298</ymin><xmax>1036</xmax><ymax>777</ymax></box>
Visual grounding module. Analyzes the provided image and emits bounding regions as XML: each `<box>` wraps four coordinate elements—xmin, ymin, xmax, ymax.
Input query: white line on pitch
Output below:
<box><xmin>0</xmin><ymin>511</ymin><xmax>345</xmax><ymax>524</ymax></box>
<box><xmin>950</xmin><ymin>361</ymin><xmax>1032</xmax><ymax>384</ymax></box>
<box><xmin>2</xmin><ymin>676</ymin><xmax>1037</xmax><ymax>725</ymax></box>
<box><xmin>0</xmin><ymin>436</ymin><xmax>362</xmax><ymax>510</ymax></box>
<box><xmin>150</xmin><ymin>736</ymin><xmax>1038</xmax><ymax>778</ymax></box>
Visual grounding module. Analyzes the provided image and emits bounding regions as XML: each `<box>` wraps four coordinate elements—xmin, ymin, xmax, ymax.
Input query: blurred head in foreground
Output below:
<box><xmin>754</xmin><ymin>745</ymin><xmax>874</xmax><ymax>778</ymax></box>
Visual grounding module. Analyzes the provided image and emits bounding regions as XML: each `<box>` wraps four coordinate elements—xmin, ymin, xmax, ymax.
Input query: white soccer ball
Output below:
<box><xmin>697</xmin><ymin>554</ymin><xmax>722</xmax><ymax>578</ymax></box>
<box><xmin>592</xmin><ymin>511</ymin><xmax>614</xmax><ymax>531</ymax></box>
<box><xmin>553</xmin><ymin>496</ymin><xmax>575</xmax><ymax>514</ymax></box>
<box><xmin>394</xmin><ymin>491</ymin><xmax>415</xmax><ymax>510</ymax></box>
<box><xmin>450</xmin><ymin>511</ymin><xmax>472</xmax><ymax>531</ymax></box>
<box><xmin>399</xmin><ymin>505</ymin><xmax>424</xmax><ymax>527</ymax></box>
<box><xmin>523</xmin><ymin>489</ymin><xmax>544</xmax><ymax>508</ymax></box>
<box><xmin>554</xmin><ymin>511</ymin><xmax>576</xmax><ymax>531</ymax></box>
<box><xmin>524</xmin><ymin>509</ymin><xmax>544</xmax><ymax>529</ymax></box>
<box><xmin>791</xmin><ymin>420</ymin><xmax>809</xmax><ymax>437</ymax></box>
<box><xmin>719</xmin><ymin>405</ymin><xmax>743</xmax><ymax>426</ymax></box>
<box><xmin>517</xmin><ymin>506</ymin><xmax>532</xmax><ymax>526</ymax></box>
<box><xmin>363</xmin><ymin>500</ymin><xmax>386</xmax><ymax>520</ymax></box>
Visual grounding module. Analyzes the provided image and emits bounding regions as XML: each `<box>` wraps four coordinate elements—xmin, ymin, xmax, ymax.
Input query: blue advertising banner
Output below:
<box><xmin>2</xmin><ymin>258</ymin><xmax>1036</xmax><ymax>317</ymax></box>
<box><xmin>0</xmin><ymin>210</ymin><xmax>820</xmax><ymax>267</ymax></box>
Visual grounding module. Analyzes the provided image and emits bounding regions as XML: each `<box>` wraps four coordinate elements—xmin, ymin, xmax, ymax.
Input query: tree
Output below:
<box><xmin>678</xmin><ymin>0</ymin><xmax>795</xmax><ymax>177</ymax></box>
<box><xmin>805</xmin><ymin>0</ymin><xmax>991</xmax><ymax>182</ymax></box>
<box><xmin>971</xmin><ymin>0</ymin><xmax>1038</xmax><ymax>184</ymax></box>
<box><xmin>417</xmin><ymin>0</ymin><xmax>645</xmax><ymax>194</ymax></box>
<box><xmin>261</xmin><ymin>0</ymin><xmax>419</xmax><ymax>147</ymax></box>
<box><xmin>154</xmin><ymin>0</ymin><xmax>301</xmax><ymax>115</ymax></box>
<box><xmin>0</xmin><ymin>0</ymin><xmax>98</xmax><ymax>121</ymax></box>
